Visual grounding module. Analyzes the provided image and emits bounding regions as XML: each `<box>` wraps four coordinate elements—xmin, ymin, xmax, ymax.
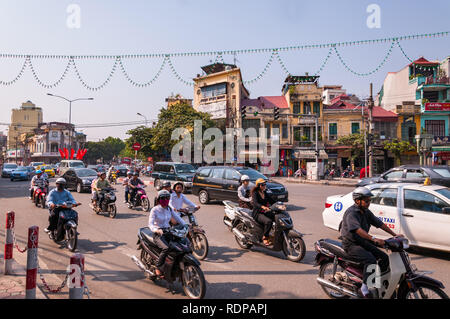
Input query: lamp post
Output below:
<box><xmin>47</xmin><ymin>93</ymin><xmax>93</xmax><ymax>149</ymax></box>
<box><xmin>415</xmin><ymin>133</ymin><xmax>433</xmax><ymax>165</ymax></box>
<box><xmin>137</xmin><ymin>113</ymin><xmax>148</xmax><ymax>127</ymax></box>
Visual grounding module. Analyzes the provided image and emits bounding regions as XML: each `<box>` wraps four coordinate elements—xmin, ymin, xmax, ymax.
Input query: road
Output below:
<box><xmin>1</xmin><ymin>176</ymin><xmax>449</xmax><ymax>299</ymax></box>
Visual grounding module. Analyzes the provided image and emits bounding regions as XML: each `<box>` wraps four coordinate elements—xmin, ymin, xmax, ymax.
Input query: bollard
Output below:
<box><xmin>69</xmin><ymin>253</ymin><xmax>85</xmax><ymax>299</ymax></box>
<box><xmin>4</xmin><ymin>212</ymin><xmax>15</xmax><ymax>275</ymax></box>
<box><xmin>25</xmin><ymin>226</ymin><xmax>39</xmax><ymax>299</ymax></box>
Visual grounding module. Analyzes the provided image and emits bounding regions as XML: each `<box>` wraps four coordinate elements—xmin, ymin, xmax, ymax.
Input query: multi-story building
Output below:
<box><xmin>166</xmin><ymin>94</ymin><xmax>193</xmax><ymax>108</ymax></box>
<box><xmin>7</xmin><ymin>100</ymin><xmax>43</xmax><ymax>150</ymax></box>
<box><xmin>322</xmin><ymin>85</ymin><xmax>347</xmax><ymax>105</ymax></box>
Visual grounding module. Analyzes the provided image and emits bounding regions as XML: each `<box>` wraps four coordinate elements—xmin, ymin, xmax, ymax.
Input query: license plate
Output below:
<box><xmin>278</xmin><ymin>195</ymin><xmax>286</xmax><ymax>199</ymax></box>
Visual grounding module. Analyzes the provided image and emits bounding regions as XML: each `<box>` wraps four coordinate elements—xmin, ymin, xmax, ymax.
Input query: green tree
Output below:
<box><xmin>121</xmin><ymin>126</ymin><xmax>154</xmax><ymax>160</ymax></box>
<box><xmin>336</xmin><ymin>133</ymin><xmax>365</xmax><ymax>162</ymax></box>
<box><xmin>84</xmin><ymin>137</ymin><xmax>125</xmax><ymax>164</ymax></box>
<box><xmin>383</xmin><ymin>139</ymin><xmax>416</xmax><ymax>166</ymax></box>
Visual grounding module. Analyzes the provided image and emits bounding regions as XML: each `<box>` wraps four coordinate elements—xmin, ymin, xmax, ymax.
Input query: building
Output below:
<box><xmin>7</xmin><ymin>100</ymin><xmax>43</xmax><ymax>149</ymax></box>
<box><xmin>322</xmin><ymin>85</ymin><xmax>346</xmax><ymax>105</ymax></box>
<box><xmin>165</xmin><ymin>94</ymin><xmax>193</xmax><ymax>108</ymax></box>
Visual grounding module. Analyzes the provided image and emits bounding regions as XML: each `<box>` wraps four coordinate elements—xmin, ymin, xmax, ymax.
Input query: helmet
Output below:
<box><xmin>352</xmin><ymin>187</ymin><xmax>374</xmax><ymax>201</ymax></box>
<box><xmin>126</xmin><ymin>171</ymin><xmax>132</xmax><ymax>176</ymax></box>
<box><xmin>157</xmin><ymin>190</ymin><xmax>171</xmax><ymax>199</ymax></box>
<box><xmin>255</xmin><ymin>178</ymin><xmax>267</xmax><ymax>187</ymax></box>
<box><xmin>55</xmin><ymin>177</ymin><xmax>66</xmax><ymax>185</ymax></box>
<box><xmin>36</xmin><ymin>170</ymin><xmax>42</xmax><ymax>174</ymax></box>
<box><xmin>240</xmin><ymin>175</ymin><xmax>250</xmax><ymax>182</ymax></box>
<box><xmin>161</xmin><ymin>181</ymin><xmax>171</xmax><ymax>188</ymax></box>
<box><xmin>133</xmin><ymin>171</ymin><xmax>139</xmax><ymax>176</ymax></box>
<box><xmin>173</xmin><ymin>182</ymin><xmax>184</xmax><ymax>190</ymax></box>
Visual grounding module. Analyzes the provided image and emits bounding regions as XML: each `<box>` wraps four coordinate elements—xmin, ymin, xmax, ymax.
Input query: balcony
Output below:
<box><xmin>433</xmin><ymin>136</ymin><xmax>450</xmax><ymax>146</ymax></box>
<box><xmin>425</xmin><ymin>76</ymin><xmax>450</xmax><ymax>86</ymax></box>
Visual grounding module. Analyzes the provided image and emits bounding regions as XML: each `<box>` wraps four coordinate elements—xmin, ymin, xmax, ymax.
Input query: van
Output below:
<box><xmin>151</xmin><ymin>162</ymin><xmax>196</xmax><ymax>192</ymax></box>
<box><xmin>59</xmin><ymin>160</ymin><xmax>85</xmax><ymax>176</ymax></box>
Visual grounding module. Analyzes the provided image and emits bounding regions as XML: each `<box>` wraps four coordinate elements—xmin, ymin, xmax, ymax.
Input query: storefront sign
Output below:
<box><xmin>437</xmin><ymin>151</ymin><xmax>450</xmax><ymax>160</ymax></box>
<box><xmin>424</xmin><ymin>103</ymin><xmax>450</xmax><ymax>112</ymax></box>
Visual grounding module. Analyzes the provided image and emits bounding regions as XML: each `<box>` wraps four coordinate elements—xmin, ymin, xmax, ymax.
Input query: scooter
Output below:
<box><xmin>47</xmin><ymin>203</ymin><xmax>81</xmax><ymax>252</ymax></box>
<box><xmin>179</xmin><ymin>207</ymin><xmax>209</xmax><ymax>260</ymax></box>
<box><xmin>33</xmin><ymin>186</ymin><xmax>48</xmax><ymax>209</ymax></box>
<box><xmin>132</xmin><ymin>224</ymin><xmax>206</xmax><ymax>299</ymax></box>
<box><xmin>90</xmin><ymin>187</ymin><xmax>117</xmax><ymax>218</ymax></box>
<box><xmin>314</xmin><ymin>237</ymin><xmax>448</xmax><ymax>299</ymax></box>
<box><xmin>127</xmin><ymin>184</ymin><xmax>151</xmax><ymax>212</ymax></box>
<box><xmin>223</xmin><ymin>200</ymin><xmax>306</xmax><ymax>262</ymax></box>
<box><xmin>109</xmin><ymin>171</ymin><xmax>118</xmax><ymax>184</ymax></box>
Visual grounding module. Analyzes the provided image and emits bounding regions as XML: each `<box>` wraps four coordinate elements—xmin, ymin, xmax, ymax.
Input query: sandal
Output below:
<box><xmin>155</xmin><ymin>269</ymin><xmax>164</xmax><ymax>278</ymax></box>
<box><xmin>263</xmin><ymin>238</ymin><xmax>271</xmax><ymax>246</ymax></box>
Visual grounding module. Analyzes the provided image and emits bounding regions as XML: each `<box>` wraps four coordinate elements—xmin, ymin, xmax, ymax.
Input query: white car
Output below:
<box><xmin>322</xmin><ymin>183</ymin><xmax>450</xmax><ymax>252</ymax></box>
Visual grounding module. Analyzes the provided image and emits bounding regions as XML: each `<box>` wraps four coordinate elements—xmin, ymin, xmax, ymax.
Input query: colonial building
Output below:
<box><xmin>165</xmin><ymin>94</ymin><xmax>193</xmax><ymax>108</ymax></box>
<box><xmin>7</xmin><ymin>100</ymin><xmax>43</xmax><ymax>150</ymax></box>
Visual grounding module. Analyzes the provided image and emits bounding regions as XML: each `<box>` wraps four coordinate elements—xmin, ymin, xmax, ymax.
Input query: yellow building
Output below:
<box><xmin>166</xmin><ymin>94</ymin><xmax>193</xmax><ymax>108</ymax></box>
<box><xmin>7</xmin><ymin>100</ymin><xmax>43</xmax><ymax>150</ymax></box>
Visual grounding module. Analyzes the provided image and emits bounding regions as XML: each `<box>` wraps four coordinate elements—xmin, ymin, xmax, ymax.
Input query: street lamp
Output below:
<box><xmin>137</xmin><ymin>113</ymin><xmax>148</xmax><ymax>127</ymax></box>
<box><xmin>47</xmin><ymin>93</ymin><xmax>93</xmax><ymax>149</ymax></box>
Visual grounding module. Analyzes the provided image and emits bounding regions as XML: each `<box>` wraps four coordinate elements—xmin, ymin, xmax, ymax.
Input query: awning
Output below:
<box><xmin>432</xmin><ymin>146</ymin><xmax>450</xmax><ymax>152</ymax></box>
<box><xmin>293</xmin><ymin>149</ymin><xmax>328</xmax><ymax>159</ymax></box>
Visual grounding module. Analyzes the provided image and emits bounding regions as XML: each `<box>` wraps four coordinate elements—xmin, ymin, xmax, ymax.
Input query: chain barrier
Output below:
<box><xmin>82</xmin><ymin>277</ymin><xmax>91</xmax><ymax>299</ymax></box>
<box><xmin>37</xmin><ymin>260</ymin><xmax>70</xmax><ymax>294</ymax></box>
<box><xmin>11</xmin><ymin>227</ymin><xmax>27</xmax><ymax>253</ymax></box>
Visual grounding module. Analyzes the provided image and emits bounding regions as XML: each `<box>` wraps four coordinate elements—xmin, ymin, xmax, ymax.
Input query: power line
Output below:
<box><xmin>0</xmin><ymin>119</ymin><xmax>157</xmax><ymax>128</ymax></box>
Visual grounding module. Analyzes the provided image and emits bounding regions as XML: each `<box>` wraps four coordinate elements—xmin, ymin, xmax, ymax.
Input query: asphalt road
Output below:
<box><xmin>0</xmin><ymin>176</ymin><xmax>449</xmax><ymax>299</ymax></box>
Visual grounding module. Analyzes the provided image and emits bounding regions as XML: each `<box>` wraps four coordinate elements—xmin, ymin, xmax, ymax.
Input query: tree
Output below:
<box><xmin>121</xmin><ymin>126</ymin><xmax>154</xmax><ymax>160</ymax></box>
<box><xmin>336</xmin><ymin>133</ymin><xmax>365</xmax><ymax>163</ymax></box>
<box><xmin>383</xmin><ymin>139</ymin><xmax>416</xmax><ymax>166</ymax></box>
<box><xmin>84</xmin><ymin>137</ymin><xmax>125</xmax><ymax>164</ymax></box>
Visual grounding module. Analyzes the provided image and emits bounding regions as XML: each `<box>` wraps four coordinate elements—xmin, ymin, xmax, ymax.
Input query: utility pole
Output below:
<box><xmin>368</xmin><ymin>83</ymin><xmax>374</xmax><ymax>178</ymax></box>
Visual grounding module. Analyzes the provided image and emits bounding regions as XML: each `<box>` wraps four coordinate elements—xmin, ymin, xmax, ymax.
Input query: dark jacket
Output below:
<box><xmin>251</xmin><ymin>190</ymin><xmax>276</xmax><ymax>218</ymax></box>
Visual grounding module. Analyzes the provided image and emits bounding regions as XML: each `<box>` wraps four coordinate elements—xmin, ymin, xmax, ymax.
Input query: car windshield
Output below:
<box><xmin>70</xmin><ymin>162</ymin><xmax>85</xmax><ymax>168</ymax></box>
<box><xmin>4</xmin><ymin>164</ymin><xmax>17</xmax><ymax>169</ymax></box>
<box><xmin>238</xmin><ymin>168</ymin><xmax>268</xmax><ymax>181</ymax></box>
<box><xmin>175</xmin><ymin>164</ymin><xmax>196</xmax><ymax>173</ymax></box>
<box><xmin>432</xmin><ymin>168</ymin><xmax>450</xmax><ymax>178</ymax></box>
<box><xmin>41</xmin><ymin>166</ymin><xmax>51</xmax><ymax>170</ymax></box>
<box><xmin>435</xmin><ymin>188</ymin><xmax>450</xmax><ymax>200</ymax></box>
<box><xmin>76</xmin><ymin>169</ymin><xmax>97</xmax><ymax>177</ymax></box>
<box><xmin>15</xmin><ymin>167</ymin><xmax>27</xmax><ymax>171</ymax></box>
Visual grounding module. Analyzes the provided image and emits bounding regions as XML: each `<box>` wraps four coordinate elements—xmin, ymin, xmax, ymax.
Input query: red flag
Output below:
<box><xmin>75</xmin><ymin>149</ymin><xmax>81</xmax><ymax>160</ymax></box>
<box><xmin>64</xmin><ymin>148</ymin><xmax>69</xmax><ymax>159</ymax></box>
<box><xmin>58</xmin><ymin>148</ymin><xmax>65</xmax><ymax>159</ymax></box>
<box><xmin>70</xmin><ymin>148</ymin><xmax>75</xmax><ymax>160</ymax></box>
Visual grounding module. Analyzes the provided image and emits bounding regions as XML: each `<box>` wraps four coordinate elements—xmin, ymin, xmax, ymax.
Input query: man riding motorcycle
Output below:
<box><xmin>129</xmin><ymin>172</ymin><xmax>145</xmax><ymax>206</ymax></box>
<box><xmin>148</xmin><ymin>190</ymin><xmax>186</xmax><ymax>277</ymax></box>
<box><xmin>122</xmin><ymin>171</ymin><xmax>133</xmax><ymax>203</ymax></box>
<box><xmin>169</xmin><ymin>182</ymin><xmax>200</xmax><ymax>216</ymax></box>
<box><xmin>341</xmin><ymin>187</ymin><xmax>403</xmax><ymax>298</ymax></box>
<box><xmin>29</xmin><ymin>170</ymin><xmax>48</xmax><ymax>200</ymax></box>
<box><xmin>237</xmin><ymin>175</ymin><xmax>252</xmax><ymax>209</ymax></box>
<box><xmin>44</xmin><ymin>178</ymin><xmax>77</xmax><ymax>237</ymax></box>
<box><xmin>92</xmin><ymin>172</ymin><xmax>111</xmax><ymax>210</ymax></box>
<box><xmin>106</xmin><ymin>165</ymin><xmax>116</xmax><ymax>181</ymax></box>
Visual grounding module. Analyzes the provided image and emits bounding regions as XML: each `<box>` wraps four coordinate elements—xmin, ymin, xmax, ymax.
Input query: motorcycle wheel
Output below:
<box><xmin>34</xmin><ymin>197</ymin><xmax>39</xmax><ymax>207</ymax></box>
<box><xmin>142</xmin><ymin>198</ymin><xmax>150</xmax><ymax>212</ymax></box>
<box><xmin>191</xmin><ymin>233</ymin><xmax>209</xmax><ymax>260</ymax></box>
<box><xmin>318</xmin><ymin>261</ymin><xmax>350</xmax><ymax>299</ymax></box>
<box><xmin>399</xmin><ymin>283</ymin><xmax>449</xmax><ymax>299</ymax></box>
<box><xmin>282</xmin><ymin>234</ymin><xmax>306</xmax><ymax>262</ymax></box>
<box><xmin>109</xmin><ymin>204</ymin><xmax>117</xmax><ymax>218</ymax></box>
<box><xmin>67</xmin><ymin>227</ymin><xmax>78</xmax><ymax>252</ymax></box>
<box><xmin>234</xmin><ymin>223</ymin><xmax>252</xmax><ymax>249</ymax></box>
<box><xmin>140</xmin><ymin>249</ymin><xmax>157</xmax><ymax>281</ymax></box>
<box><xmin>41</xmin><ymin>196</ymin><xmax>46</xmax><ymax>209</ymax></box>
<box><xmin>181</xmin><ymin>264</ymin><xmax>206</xmax><ymax>299</ymax></box>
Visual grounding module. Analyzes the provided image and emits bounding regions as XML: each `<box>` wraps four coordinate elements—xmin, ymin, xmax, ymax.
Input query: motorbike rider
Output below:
<box><xmin>129</xmin><ymin>172</ymin><xmax>145</xmax><ymax>206</ymax></box>
<box><xmin>169</xmin><ymin>182</ymin><xmax>200</xmax><ymax>216</ymax></box>
<box><xmin>29</xmin><ymin>169</ymin><xmax>48</xmax><ymax>200</ymax></box>
<box><xmin>92</xmin><ymin>172</ymin><xmax>111</xmax><ymax>209</ymax></box>
<box><xmin>154</xmin><ymin>181</ymin><xmax>172</xmax><ymax>206</ymax></box>
<box><xmin>237</xmin><ymin>175</ymin><xmax>253</xmax><ymax>209</ymax></box>
<box><xmin>106</xmin><ymin>165</ymin><xmax>116</xmax><ymax>181</ymax></box>
<box><xmin>341</xmin><ymin>187</ymin><xmax>403</xmax><ymax>298</ymax></box>
<box><xmin>148</xmin><ymin>190</ymin><xmax>186</xmax><ymax>277</ymax></box>
<box><xmin>122</xmin><ymin>171</ymin><xmax>133</xmax><ymax>203</ymax></box>
<box><xmin>251</xmin><ymin>178</ymin><xmax>276</xmax><ymax>246</ymax></box>
<box><xmin>44</xmin><ymin>178</ymin><xmax>77</xmax><ymax>237</ymax></box>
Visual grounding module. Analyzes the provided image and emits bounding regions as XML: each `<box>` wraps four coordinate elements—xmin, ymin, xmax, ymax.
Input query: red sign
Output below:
<box><xmin>425</xmin><ymin>103</ymin><xmax>450</xmax><ymax>112</ymax></box>
<box><xmin>132</xmin><ymin>142</ymin><xmax>141</xmax><ymax>151</ymax></box>
<box><xmin>437</xmin><ymin>152</ymin><xmax>450</xmax><ymax>161</ymax></box>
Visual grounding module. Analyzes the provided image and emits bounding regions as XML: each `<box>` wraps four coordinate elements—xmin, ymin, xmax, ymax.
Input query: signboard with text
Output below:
<box><xmin>424</xmin><ymin>103</ymin><xmax>450</xmax><ymax>112</ymax></box>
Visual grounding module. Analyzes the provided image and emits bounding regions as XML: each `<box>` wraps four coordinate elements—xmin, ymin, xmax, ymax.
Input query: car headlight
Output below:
<box><xmin>82</xmin><ymin>180</ymin><xmax>90</xmax><ymax>184</ymax></box>
<box><xmin>266</xmin><ymin>189</ymin><xmax>273</xmax><ymax>194</ymax></box>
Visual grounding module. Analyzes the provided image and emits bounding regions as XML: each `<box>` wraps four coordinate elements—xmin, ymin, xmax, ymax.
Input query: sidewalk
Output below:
<box><xmin>271</xmin><ymin>176</ymin><xmax>358</xmax><ymax>187</ymax></box>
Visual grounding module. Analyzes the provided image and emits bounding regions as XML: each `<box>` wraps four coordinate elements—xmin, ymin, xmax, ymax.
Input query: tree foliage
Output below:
<box><xmin>336</xmin><ymin>133</ymin><xmax>365</xmax><ymax>161</ymax></box>
<box><xmin>84</xmin><ymin>137</ymin><xmax>125</xmax><ymax>164</ymax></box>
<box><xmin>383</xmin><ymin>139</ymin><xmax>416</xmax><ymax>165</ymax></box>
<box><xmin>121</xmin><ymin>126</ymin><xmax>154</xmax><ymax>160</ymax></box>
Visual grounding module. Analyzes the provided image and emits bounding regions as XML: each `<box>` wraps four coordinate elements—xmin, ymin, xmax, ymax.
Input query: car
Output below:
<box><xmin>87</xmin><ymin>165</ymin><xmax>99</xmax><ymax>171</ymax></box>
<box><xmin>10</xmin><ymin>166</ymin><xmax>33</xmax><ymax>181</ymax></box>
<box><xmin>357</xmin><ymin>165</ymin><xmax>450</xmax><ymax>188</ymax></box>
<box><xmin>152</xmin><ymin>162</ymin><xmax>197</xmax><ymax>192</ymax></box>
<box><xmin>30</xmin><ymin>162</ymin><xmax>44</xmax><ymax>170</ymax></box>
<box><xmin>116</xmin><ymin>165</ymin><xmax>128</xmax><ymax>177</ymax></box>
<box><xmin>39</xmin><ymin>165</ymin><xmax>56</xmax><ymax>178</ymax></box>
<box><xmin>58</xmin><ymin>160</ymin><xmax>85</xmax><ymax>176</ymax></box>
<box><xmin>192</xmin><ymin>166</ymin><xmax>289</xmax><ymax>204</ymax></box>
<box><xmin>2</xmin><ymin>163</ymin><xmax>18</xmax><ymax>178</ymax></box>
<box><xmin>322</xmin><ymin>182</ymin><xmax>450</xmax><ymax>252</ymax></box>
<box><xmin>62</xmin><ymin>168</ymin><xmax>98</xmax><ymax>193</ymax></box>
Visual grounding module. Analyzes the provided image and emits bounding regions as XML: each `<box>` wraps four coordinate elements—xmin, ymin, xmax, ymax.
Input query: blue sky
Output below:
<box><xmin>0</xmin><ymin>0</ymin><xmax>449</xmax><ymax>141</ymax></box>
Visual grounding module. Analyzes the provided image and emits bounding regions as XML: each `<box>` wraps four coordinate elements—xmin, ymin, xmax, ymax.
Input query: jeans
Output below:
<box><xmin>153</xmin><ymin>233</ymin><xmax>171</xmax><ymax>269</ymax></box>
<box><xmin>125</xmin><ymin>189</ymin><xmax>130</xmax><ymax>202</ymax></box>
<box><xmin>254</xmin><ymin>210</ymin><xmax>275</xmax><ymax>237</ymax></box>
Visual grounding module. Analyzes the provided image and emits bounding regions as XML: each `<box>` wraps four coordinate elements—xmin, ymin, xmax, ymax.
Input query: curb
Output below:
<box><xmin>272</xmin><ymin>178</ymin><xmax>357</xmax><ymax>187</ymax></box>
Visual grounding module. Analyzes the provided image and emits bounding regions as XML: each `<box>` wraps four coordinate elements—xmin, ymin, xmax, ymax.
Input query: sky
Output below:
<box><xmin>0</xmin><ymin>0</ymin><xmax>449</xmax><ymax>142</ymax></box>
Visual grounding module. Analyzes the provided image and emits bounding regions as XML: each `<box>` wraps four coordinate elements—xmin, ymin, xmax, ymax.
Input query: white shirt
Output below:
<box><xmin>169</xmin><ymin>192</ymin><xmax>196</xmax><ymax>212</ymax></box>
<box><xmin>148</xmin><ymin>205</ymin><xmax>185</xmax><ymax>232</ymax></box>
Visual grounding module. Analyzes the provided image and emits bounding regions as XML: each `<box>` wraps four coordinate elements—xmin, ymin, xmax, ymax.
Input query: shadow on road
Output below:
<box><xmin>407</xmin><ymin>246</ymin><xmax>450</xmax><ymax>261</ymax></box>
<box><xmin>206</xmin><ymin>281</ymin><xmax>262</xmax><ymax>299</ymax></box>
<box><xmin>286</xmin><ymin>204</ymin><xmax>306</xmax><ymax>212</ymax></box>
<box><xmin>205</xmin><ymin>246</ymin><xmax>247</xmax><ymax>264</ymax></box>
<box><xmin>77</xmin><ymin>239</ymin><xmax>127</xmax><ymax>254</ymax></box>
<box><xmin>0</xmin><ymin>179</ymin><xmax>28</xmax><ymax>199</ymax></box>
<box><xmin>111</xmin><ymin>213</ymin><xmax>146</xmax><ymax>220</ymax></box>
<box><xmin>203</xmin><ymin>269</ymin><xmax>317</xmax><ymax>276</ymax></box>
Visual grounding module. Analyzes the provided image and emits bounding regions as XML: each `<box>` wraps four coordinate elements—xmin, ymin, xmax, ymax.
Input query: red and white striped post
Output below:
<box><xmin>25</xmin><ymin>226</ymin><xmax>39</xmax><ymax>299</ymax></box>
<box><xmin>4</xmin><ymin>211</ymin><xmax>15</xmax><ymax>275</ymax></box>
<box><xmin>69</xmin><ymin>253</ymin><xmax>85</xmax><ymax>299</ymax></box>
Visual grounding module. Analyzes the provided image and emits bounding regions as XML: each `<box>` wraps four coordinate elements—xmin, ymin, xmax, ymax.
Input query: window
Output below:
<box><xmin>313</xmin><ymin>102</ymin><xmax>320</xmax><ymax>116</ymax></box>
<box><xmin>197</xmin><ymin>168</ymin><xmax>211</xmax><ymax>177</ymax></box>
<box><xmin>374</xmin><ymin>121</ymin><xmax>397</xmax><ymax>138</ymax></box>
<box><xmin>383</xmin><ymin>170</ymin><xmax>403</xmax><ymax>180</ymax></box>
<box><xmin>265</xmin><ymin>123</ymin><xmax>271</xmax><ymax>138</ymax></box>
<box><xmin>225</xmin><ymin>169</ymin><xmax>241</xmax><ymax>181</ymax></box>
<box><xmin>404</xmin><ymin>189</ymin><xmax>448</xmax><ymax>213</ymax></box>
<box><xmin>351</xmin><ymin>122</ymin><xmax>360</xmax><ymax>134</ymax></box>
<box><xmin>371</xmin><ymin>188</ymin><xmax>398</xmax><ymax>207</ymax></box>
<box><xmin>329</xmin><ymin>123</ymin><xmax>337</xmax><ymax>140</ymax></box>
<box><xmin>435</xmin><ymin>188</ymin><xmax>450</xmax><ymax>200</ymax></box>
<box><xmin>293</xmin><ymin>102</ymin><xmax>301</xmax><ymax>114</ymax></box>
<box><xmin>201</xmin><ymin>83</ymin><xmax>226</xmax><ymax>98</ymax></box>
<box><xmin>303</xmin><ymin>102</ymin><xmax>311</xmax><ymax>114</ymax></box>
<box><xmin>425</xmin><ymin>120</ymin><xmax>445</xmax><ymax>136</ymax></box>
<box><xmin>211</xmin><ymin>168</ymin><xmax>225</xmax><ymax>179</ymax></box>
<box><xmin>282</xmin><ymin>124</ymin><xmax>288</xmax><ymax>139</ymax></box>
<box><xmin>405</xmin><ymin>169</ymin><xmax>428</xmax><ymax>179</ymax></box>
<box><xmin>242</xmin><ymin>119</ymin><xmax>260</xmax><ymax>137</ymax></box>
<box><xmin>313</xmin><ymin>126</ymin><xmax>322</xmax><ymax>141</ymax></box>
<box><xmin>303</xmin><ymin>127</ymin><xmax>311</xmax><ymax>141</ymax></box>
<box><xmin>433</xmin><ymin>169</ymin><xmax>450</xmax><ymax>178</ymax></box>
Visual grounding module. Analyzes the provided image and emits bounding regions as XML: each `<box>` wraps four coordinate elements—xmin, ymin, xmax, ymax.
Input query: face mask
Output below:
<box><xmin>159</xmin><ymin>198</ymin><xmax>170</xmax><ymax>207</ymax></box>
<box><xmin>57</xmin><ymin>185</ymin><xmax>64</xmax><ymax>191</ymax></box>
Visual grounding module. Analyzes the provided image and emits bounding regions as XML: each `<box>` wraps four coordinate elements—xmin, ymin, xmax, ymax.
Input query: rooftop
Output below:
<box><xmin>241</xmin><ymin>96</ymin><xmax>289</xmax><ymax>109</ymax></box>
<box><xmin>200</xmin><ymin>63</ymin><xmax>237</xmax><ymax>75</ymax></box>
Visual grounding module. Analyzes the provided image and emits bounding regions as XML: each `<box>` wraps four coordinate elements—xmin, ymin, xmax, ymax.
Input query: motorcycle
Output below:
<box><xmin>314</xmin><ymin>237</ymin><xmax>448</xmax><ymax>299</ymax></box>
<box><xmin>127</xmin><ymin>184</ymin><xmax>151</xmax><ymax>212</ymax></box>
<box><xmin>223</xmin><ymin>200</ymin><xmax>306</xmax><ymax>262</ymax></box>
<box><xmin>179</xmin><ymin>207</ymin><xmax>209</xmax><ymax>260</ymax></box>
<box><xmin>341</xmin><ymin>170</ymin><xmax>355</xmax><ymax>178</ymax></box>
<box><xmin>33</xmin><ymin>186</ymin><xmax>48</xmax><ymax>209</ymax></box>
<box><xmin>48</xmin><ymin>203</ymin><xmax>81</xmax><ymax>252</ymax></box>
<box><xmin>132</xmin><ymin>224</ymin><xmax>206</xmax><ymax>299</ymax></box>
<box><xmin>90</xmin><ymin>187</ymin><xmax>117</xmax><ymax>218</ymax></box>
<box><xmin>108</xmin><ymin>171</ymin><xmax>118</xmax><ymax>184</ymax></box>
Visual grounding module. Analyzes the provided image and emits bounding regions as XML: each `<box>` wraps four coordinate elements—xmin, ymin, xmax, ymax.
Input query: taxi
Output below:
<box><xmin>37</xmin><ymin>165</ymin><xmax>56</xmax><ymax>178</ymax></box>
<box><xmin>322</xmin><ymin>182</ymin><xmax>450</xmax><ymax>252</ymax></box>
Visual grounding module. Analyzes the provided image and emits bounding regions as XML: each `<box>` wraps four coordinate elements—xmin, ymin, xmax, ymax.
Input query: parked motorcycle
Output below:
<box><xmin>179</xmin><ymin>207</ymin><xmax>209</xmax><ymax>260</ymax></box>
<box><xmin>48</xmin><ymin>203</ymin><xmax>81</xmax><ymax>252</ymax></box>
<box><xmin>127</xmin><ymin>184</ymin><xmax>151</xmax><ymax>212</ymax></box>
<box><xmin>223</xmin><ymin>200</ymin><xmax>306</xmax><ymax>262</ymax></box>
<box><xmin>33</xmin><ymin>186</ymin><xmax>48</xmax><ymax>209</ymax></box>
<box><xmin>314</xmin><ymin>237</ymin><xmax>448</xmax><ymax>299</ymax></box>
<box><xmin>132</xmin><ymin>224</ymin><xmax>206</xmax><ymax>299</ymax></box>
<box><xmin>90</xmin><ymin>187</ymin><xmax>117</xmax><ymax>218</ymax></box>
<box><xmin>341</xmin><ymin>170</ymin><xmax>355</xmax><ymax>178</ymax></box>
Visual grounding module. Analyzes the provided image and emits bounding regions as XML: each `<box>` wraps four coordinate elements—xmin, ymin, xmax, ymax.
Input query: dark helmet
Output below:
<box><xmin>352</xmin><ymin>187</ymin><xmax>374</xmax><ymax>201</ymax></box>
<box><xmin>126</xmin><ymin>171</ymin><xmax>133</xmax><ymax>176</ymax></box>
<box><xmin>161</xmin><ymin>181</ymin><xmax>171</xmax><ymax>188</ymax></box>
<box><xmin>133</xmin><ymin>171</ymin><xmax>139</xmax><ymax>176</ymax></box>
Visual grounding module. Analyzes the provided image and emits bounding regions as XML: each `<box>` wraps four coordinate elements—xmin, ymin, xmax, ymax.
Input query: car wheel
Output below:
<box><xmin>198</xmin><ymin>190</ymin><xmax>210</xmax><ymax>205</ymax></box>
<box><xmin>77</xmin><ymin>183</ymin><xmax>82</xmax><ymax>193</ymax></box>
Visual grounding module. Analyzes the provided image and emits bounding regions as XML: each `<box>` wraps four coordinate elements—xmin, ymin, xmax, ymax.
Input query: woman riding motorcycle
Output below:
<box><xmin>148</xmin><ymin>190</ymin><xmax>186</xmax><ymax>277</ymax></box>
<box><xmin>251</xmin><ymin>178</ymin><xmax>276</xmax><ymax>246</ymax></box>
<box><xmin>237</xmin><ymin>175</ymin><xmax>252</xmax><ymax>209</ymax></box>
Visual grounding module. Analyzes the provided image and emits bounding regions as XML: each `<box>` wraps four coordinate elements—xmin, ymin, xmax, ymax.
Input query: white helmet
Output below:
<box><xmin>240</xmin><ymin>175</ymin><xmax>250</xmax><ymax>182</ymax></box>
<box><xmin>55</xmin><ymin>177</ymin><xmax>66</xmax><ymax>185</ymax></box>
<box><xmin>157</xmin><ymin>190</ymin><xmax>171</xmax><ymax>199</ymax></box>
